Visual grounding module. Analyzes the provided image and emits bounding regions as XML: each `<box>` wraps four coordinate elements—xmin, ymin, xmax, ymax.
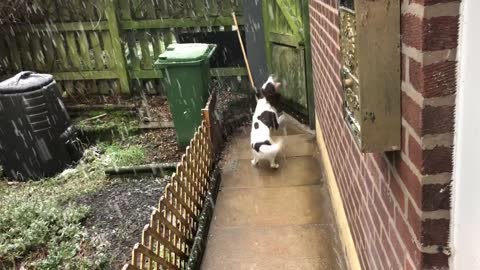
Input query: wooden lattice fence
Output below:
<box><xmin>0</xmin><ymin>0</ymin><xmax>246</xmax><ymax>96</ymax></box>
<box><xmin>121</xmin><ymin>93</ymin><xmax>219</xmax><ymax>270</ymax></box>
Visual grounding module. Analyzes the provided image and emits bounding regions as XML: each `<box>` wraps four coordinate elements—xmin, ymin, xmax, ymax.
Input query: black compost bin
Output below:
<box><xmin>0</xmin><ymin>71</ymin><xmax>82</xmax><ymax>181</ymax></box>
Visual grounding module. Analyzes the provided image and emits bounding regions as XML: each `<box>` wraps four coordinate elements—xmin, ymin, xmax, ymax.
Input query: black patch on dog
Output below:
<box><xmin>254</xmin><ymin>122</ymin><xmax>259</xmax><ymax>129</ymax></box>
<box><xmin>263</xmin><ymin>82</ymin><xmax>282</xmax><ymax>112</ymax></box>
<box><xmin>257</xmin><ymin>111</ymin><xmax>279</xmax><ymax>130</ymax></box>
<box><xmin>252</xmin><ymin>140</ymin><xmax>272</xmax><ymax>152</ymax></box>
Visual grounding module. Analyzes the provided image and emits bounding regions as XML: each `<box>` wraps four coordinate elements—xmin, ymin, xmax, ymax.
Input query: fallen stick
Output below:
<box><xmin>105</xmin><ymin>163</ymin><xmax>178</xmax><ymax>177</ymax></box>
<box><xmin>67</xmin><ymin>104</ymin><xmax>136</xmax><ymax>112</ymax></box>
<box><xmin>139</xmin><ymin>121</ymin><xmax>175</xmax><ymax>129</ymax></box>
<box><xmin>79</xmin><ymin>113</ymin><xmax>107</xmax><ymax>123</ymax></box>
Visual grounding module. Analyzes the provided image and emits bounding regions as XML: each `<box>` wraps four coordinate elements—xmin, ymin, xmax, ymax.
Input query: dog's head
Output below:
<box><xmin>261</xmin><ymin>75</ymin><xmax>282</xmax><ymax>110</ymax></box>
<box><xmin>262</xmin><ymin>75</ymin><xmax>281</xmax><ymax>92</ymax></box>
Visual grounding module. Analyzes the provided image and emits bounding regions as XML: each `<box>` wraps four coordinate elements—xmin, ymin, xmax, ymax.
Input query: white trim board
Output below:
<box><xmin>451</xmin><ymin>0</ymin><xmax>480</xmax><ymax>268</ymax></box>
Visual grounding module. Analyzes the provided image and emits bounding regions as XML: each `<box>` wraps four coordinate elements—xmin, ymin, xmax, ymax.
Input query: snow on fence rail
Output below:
<box><xmin>0</xmin><ymin>0</ymin><xmax>246</xmax><ymax>95</ymax></box>
<box><xmin>122</xmin><ymin>93</ymin><xmax>219</xmax><ymax>270</ymax></box>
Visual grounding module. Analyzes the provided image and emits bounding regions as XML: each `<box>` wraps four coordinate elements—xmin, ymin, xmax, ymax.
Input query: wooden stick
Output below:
<box><xmin>67</xmin><ymin>104</ymin><xmax>136</xmax><ymax>112</ymax></box>
<box><xmin>79</xmin><ymin>113</ymin><xmax>107</xmax><ymax>123</ymax></box>
<box><xmin>105</xmin><ymin>163</ymin><xmax>178</xmax><ymax>176</ymax></box>
<box><xmin>232</xmin><ymin>12</ymin><xmax>255</xmax><ymax>89</ymax></box>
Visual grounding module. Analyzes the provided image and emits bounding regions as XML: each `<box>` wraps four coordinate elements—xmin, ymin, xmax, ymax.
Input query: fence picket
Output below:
<box><xmin>139</xmin><ymin>31</ymin><xmax>153</xmax><ymax>70</ymax></box>
<box><xmin>52</xmin><ymin>33</ymin><xmax>68</xmax><ymax>71</ymax></box>
<box><xmin>56</xmin><ymin>0</ymin><xmax>70</xmax><ymax>22</ymax></box>
<box><xmin>144</xmin><ymin>0</ymin><xmax>157</xmax><ymax>19</ymax></box>
<box><xmin>41</xmin><ymin>33</ymin><xmax>55</xmax><ymax>72</ymax></box>
<box><xmin>119</xmin><ymin>0</ymin><xmax>132</xmax><ymax>20</ymax></box>
<box><xmin>131</xmin><ymin>0</ymin><xmax>143</xmax><ymax>19</ymax></box>
<box><xmin>105</xmin><ymin>0</ymin><xmax>131</xmax><ymax>94</ymax></box>
<box><xmin>17</xmin><ymin>35</ymin><xmax>33</xmax><ymax>70</ymax></box>
<box><xmin>5</xmin><ymin>36</ymin><xmax>21</xmax><ymax>71</ymax></box>
<box><xmin>89</xmin><ymin>32</ymin><xmax>104</xmax><ymax>70</ymax></box>
<box><xmin>0</xmin><ymin>39</ymin><xmax>9</xmax><ymax>73</ymax></box>
<box><xmin>99</xmin><ymin>30</ymin><xmax>114</xmax><ymax>93</ymax></box>
<box><xmin>31</xmin><ymin>34</ymin><xmax>46</xmax><ymax>71</ymax></box>
<box><xmin>152</xmin><ymin>30</ymin><xmax>163</xmax><ymax>59</ymax></box>
<box><xmin>66</xmin><ymin>32</ymin><xmax>81</xmax><ymax>70</ymax></box>
<box><xmin>101</xmin><ymin>31</ymin><xmax>114</xmax><ymax>68</ymax></box>
<box><xmin>78</xmin><ymin>31</ymin><xmax>93</xmax><ymax>70</ymax></box>
<box><xmin>154</xmin><ymin>0</ymin><xmax>166</xmax><ymax>18</ymax></box>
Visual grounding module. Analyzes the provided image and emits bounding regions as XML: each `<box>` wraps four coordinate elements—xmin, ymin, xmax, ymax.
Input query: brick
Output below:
<box><xmin>422</xmin><ymin>219</ymin><xmax>450</xmax><ymax>246</ymax></box>
<box><xmin>407</xmin><ymin>199</ymin><xmax>422</xmax><ymax>241</ymax></box>
<box><xmin>424</xmin><ymin>16</ymin><xmax>459</xmax><ymax>51</ymax></box>
<box><xmin>423</xmin><ymin>146</ymin><xmax>453</xmax><ymax>174</ymax></box>
<box><xmin>423</xmin><ymin>105</ymin><xmax>455</xmax><ymax>135</ymax></box>
<box><xmin>408</xmin><ymin>133</ymin><xmax>423</xmax><ymax>172</ymax></box>
<box><xmin>402</xmin><ymin>92</ymin><xmax>422</xmax><ymax>136</ymax></box>
<box><xmin>380</xmin><ymin>176</ymin><xmax>396</xmax><ymax>215</ymax></box>
<box><xmin>409</xmin><ymin>59</ymin><xmax>457</xmax><ymax>98</ymax></box>
<box><xmin>373</xmin><ymin>244</ymin><xmax>389</xmax><ymax>270</ymax></box>
<box><xmin>381</xmin><ymin>230</ymin><xmax>401</xmax><ymax>267</ymax></box>
<box><xmin>402</xmin><ymin>14</ymin><xmax>423</xmax><ymax>50</ymax></box>
<box><xmin>394</xmin><ymin>211</ymin><xmax>423</xmax><ymax>265</ymax></box>
<box><xmin>422</xmin><ymin>183</ymin><xmax>451</xmax><ymax>211</ymax></box>
<box><xmin>389</xmin><ymin>225</ymin><xmax>407</xmax><ymax>264</ymax></box>
<box><xmin>402</xmin><ymin>14</ymin><xmax>459</xmax><ymax>51</ymax></box>
<box><xmin>409</xmin><ymin>57</ymin><xmax>423</xmax><ymax>92</ymax></box>
<box><xmin>394</xmin><ymin>154</ymin><xmax>422</xmax><ymax>206</ymax></box>
<box><xmin>390</xmin><ymin>176</ymin><xmax>406</xmax><ymax>212</ymax></box>
<box><xmin>423</xmin><ymin>61</ymin><xmax>457</xmax><ymax>98</ymax></box>
<box><xmin>405</xmin><ymin>258</ymin><xmax>417</xmax><ymax>270</ymax></box>
<box><xmin>373</xmin><ymin>190</ymin><xmax>391</xmax><ymax>225</ymax></box>
<box><xmin>423</xmin><ymin>252</ymin><xmax>449</xmax><ymax>269</ymax></box>
<box><xmin>401</xmin><ymin>126</ymin><xmax>408</xmax><ymax>156</ymax></box>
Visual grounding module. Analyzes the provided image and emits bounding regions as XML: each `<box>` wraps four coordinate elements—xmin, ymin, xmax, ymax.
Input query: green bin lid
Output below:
<box><xmin>156</xmin><ymin>43</ymin><xmax>216</xmax><ymax>67</ymax></box>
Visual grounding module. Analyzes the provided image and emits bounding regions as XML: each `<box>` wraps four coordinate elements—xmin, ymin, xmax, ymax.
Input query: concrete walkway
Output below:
<box><xmin>201</xmin><ymin>124</ymin><xmax>346</xmax><ymax>270</ymax></box>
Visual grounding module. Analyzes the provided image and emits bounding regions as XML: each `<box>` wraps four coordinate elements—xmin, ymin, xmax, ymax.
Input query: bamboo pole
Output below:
<box><xmin>232</xmin><ymin>12</ymin><xmax>255</xmax><ymax>89</ymax></box>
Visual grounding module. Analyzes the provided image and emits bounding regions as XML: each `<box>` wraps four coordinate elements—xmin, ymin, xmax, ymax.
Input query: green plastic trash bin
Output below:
<box><xmin>155</xmin><ymin>43</ymin><xmax>217</xmax><ymax>148</ymax></box>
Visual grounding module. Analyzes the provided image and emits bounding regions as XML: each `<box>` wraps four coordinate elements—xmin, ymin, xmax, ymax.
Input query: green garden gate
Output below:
<box><xmin>262</xmin><ymin>0</ymin><xmax>314</xmax><ymax>126</ymax></box>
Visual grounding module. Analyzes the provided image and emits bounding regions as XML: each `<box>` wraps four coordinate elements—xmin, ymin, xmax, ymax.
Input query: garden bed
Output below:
<box><xmin>0</xmin><ymin>86</ymin><xmax>254</xmax><ymax>269</ymax></box>
<box><xmin>0</xmin><ymin>95</ymin><xmax>183</xmax><ymax>269</ymax></box>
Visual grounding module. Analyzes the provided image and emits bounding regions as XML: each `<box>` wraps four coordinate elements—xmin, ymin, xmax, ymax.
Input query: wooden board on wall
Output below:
<box><xmin>355</xmin><ymin>0</ymin><xmax>401</xmax><ymax>152</ymax></box>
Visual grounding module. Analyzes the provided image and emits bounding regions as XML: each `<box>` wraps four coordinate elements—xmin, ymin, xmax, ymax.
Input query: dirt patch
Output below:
<box><xmin>77</xmin><ymin>176</ymin><xmax>170</xmax><ymax>269</ymax></box>
<box><xmin>141</xmin><ymin>97</ymin><xmax>172</xmax><ymax>123</ymax></box>
<box><xmin>72</xmin><ymin>95</ymin><xmax>182</xmax><ymax>163</ymax></box>
<box><xmin>118</xmin><ymin>129</ymin><xmax>183</xmax><ymax>164</ymax></box>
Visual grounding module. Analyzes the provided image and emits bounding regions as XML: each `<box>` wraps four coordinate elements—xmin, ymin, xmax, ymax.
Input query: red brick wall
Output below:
<box><xmin>309</xmin><ymin>0</ymin><xmax>459</xmax><ymax>269</ymax></box>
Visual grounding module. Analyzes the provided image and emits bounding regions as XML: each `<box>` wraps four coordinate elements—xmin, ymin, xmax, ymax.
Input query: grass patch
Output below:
<box><xmin>104</xmin><ymin>144</ymin><xmax>146</xmax><ymax>167</ymax></box>
<box><xmin>0</xmin><ymin>142</ymin><xmax>148</xmax><ymax>269</ymax></box>
<box><xmin>74</xmin><ymin>111</ymin><xmax>140</xmax><ymax>143</ymax></box>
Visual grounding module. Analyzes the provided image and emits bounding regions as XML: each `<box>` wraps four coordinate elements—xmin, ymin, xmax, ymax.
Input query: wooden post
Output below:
<box><xmin>105</xmin><ymin>0</ymin><xmax>131</xmax><ymax>94</ymax></box>
<box><xmin>202</xmin><ymin>109</ymin><xmax>211</xmax><ymax>142</ymax></box>
<box><xmin>302</xmin><ymin>0</ymin><xmax>316</xmax><ymax>129</ymax></box>
<box><xmin>262</xmin><ymin>0</ymin><xmax>272</xmax><ymax>72</ymax></box>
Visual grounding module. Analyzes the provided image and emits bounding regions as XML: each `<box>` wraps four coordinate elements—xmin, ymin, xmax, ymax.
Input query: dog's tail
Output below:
<box><xmin>259</xmin><ymin>138</ymin><xmax>283</xmax><ymax>155</ymax></box>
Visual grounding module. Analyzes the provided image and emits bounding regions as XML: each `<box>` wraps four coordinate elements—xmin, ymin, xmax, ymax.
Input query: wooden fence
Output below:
<box><xmin>122</xmin><ymin>93</ymin><xmax>218</xmax><ymax>270</ymax></box>
<box><xmin>0</xmin><ymin>0</ymin><xmax>246</xmax><ymax>96</ymax></box>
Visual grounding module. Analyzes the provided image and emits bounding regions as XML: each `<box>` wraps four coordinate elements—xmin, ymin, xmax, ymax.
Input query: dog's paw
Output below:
<box><xmin>251</xmin><ymin>159</ymin><xmax>258</xmax><ymax>166</ymax></box>
<box><xmin>270</xmin><ymin>163</ymin><xmax>280</xmax><ymax>169</ymax></box>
